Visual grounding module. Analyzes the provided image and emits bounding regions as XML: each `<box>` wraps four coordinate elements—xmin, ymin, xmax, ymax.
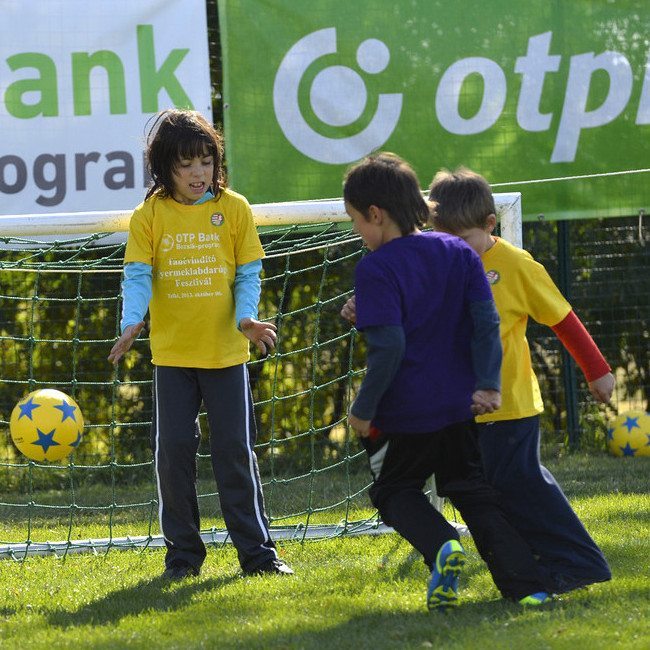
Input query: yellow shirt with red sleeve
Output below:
<box><xmin>477</xmin><ymin>237</ymin><xmax>571</xmax><ymax>422</ymax></box>
<box><xmin>123</xmin><ymin>189</ymin><xmax>264</xmax><ymax>369</ymax></box>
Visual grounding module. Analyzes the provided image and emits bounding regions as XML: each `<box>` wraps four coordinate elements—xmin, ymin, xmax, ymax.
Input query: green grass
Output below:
<box><xmin>0</xmin><ymin>454</ymin><xmax>649</xmax><ymax>649</ymax></box>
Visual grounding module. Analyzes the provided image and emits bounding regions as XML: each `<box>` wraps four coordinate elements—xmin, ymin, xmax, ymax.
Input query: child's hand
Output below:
<box><xmin>348</xmin><ymin>412</ymin><xmax>371</xmax><ymax>437</ymax></box>
<box><xmin>588</xmin><ymin>372</ymin><xmax>615</xmax><ymax>403</ymax></box>
<box><xmin>240</xmin><ymin>318</ymin><xmax>277</xmax><ymax>356</ymax></box>
<box><xmin>471</xmin><ymin>389</ymin><xmax>501</xmax><ymax>415</ymax></box>
<box><xmin>108</xmin><ymin>321</ymin><xmax>145</xmax><ymax>365</ymax></box>
<box><xmin>340</xmin><ymin>295</ymin><xmax>357</xmax><ymax>324</ymax></box>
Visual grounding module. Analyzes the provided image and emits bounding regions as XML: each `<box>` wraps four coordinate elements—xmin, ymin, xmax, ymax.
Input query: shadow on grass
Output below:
<box><xmin>246</xmin><ymin>580</ymin><xmax>645</xmax><ymax>650</ymax></box>
<box><xmin>47</xmin><ymin>571</ymin><xmax>241</xmax><ymax>629</ymax></box>
<box><xmin>238</xmin><ymin>598</ymin><xmax>567</xmax><ymax>650</ymax></box>
<box><xmin>380</xmin><ymin>544</ymin><xmax>487</xmax><ymax>588</ymax></box>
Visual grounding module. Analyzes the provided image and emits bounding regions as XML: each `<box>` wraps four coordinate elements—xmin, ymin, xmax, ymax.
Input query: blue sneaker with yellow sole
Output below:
<box><xmin>427</xmin><ymin>539</ymin><xmax>466</xmax><ymax>612</ymax></box>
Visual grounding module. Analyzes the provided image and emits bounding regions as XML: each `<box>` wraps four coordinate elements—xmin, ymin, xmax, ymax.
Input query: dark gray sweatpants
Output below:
<box><xmin>151</xmin><ymin>364</ymin><xmax>277</xmax><ymax>573</ymax></box>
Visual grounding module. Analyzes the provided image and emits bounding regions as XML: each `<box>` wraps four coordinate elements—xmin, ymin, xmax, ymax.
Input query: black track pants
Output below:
<box><xmin>152</xmin><ymin>364</ymin><xmax>277</xmax><ymax>573</ymax></box>
<box><xmin>364</xmin><ymin>420</ymin><xmax>552</xmax><ymax>600</ymax></box>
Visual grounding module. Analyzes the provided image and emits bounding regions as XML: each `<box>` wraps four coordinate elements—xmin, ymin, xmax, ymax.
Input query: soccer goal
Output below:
<box><xmin>0</xmin><ymin>192</ymin><xmax>521</xmax><ymax>559</ymax></box>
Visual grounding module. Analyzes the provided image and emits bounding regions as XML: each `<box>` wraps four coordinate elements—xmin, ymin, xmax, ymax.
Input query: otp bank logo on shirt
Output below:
<box><xmin>273</xmin><ymin>27</ymin><xmax>402</xmax><ymax>164</ymax></box>
<box><xmin>161</xmin><ymin>234</ymin><xmax>175</xmax><ymax>252</ymax></box>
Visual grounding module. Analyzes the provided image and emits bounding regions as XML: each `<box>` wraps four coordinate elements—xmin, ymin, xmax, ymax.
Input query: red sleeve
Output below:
<box><xmin>551</xmin><ymin>310</ymin><xmax>611</xmax><ymax>382</ymax></box>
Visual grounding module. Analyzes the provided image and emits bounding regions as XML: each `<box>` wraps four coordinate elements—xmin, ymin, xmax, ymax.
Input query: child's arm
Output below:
<box><xmin>234</xmin><ymin>259</ymin><xmax>262</xmax><ymax>327</ymax></box>
<box><xmin>517</xmin><ymin>250</ymin><xmax>614</xmax><ymax>402</ymax></box>
<box><xmin>235</xmin><ymin>259</ymin><xmax>277</xmax><ymax>355</ymax></box>
<box><xmin>108</xmin><ymin>262</ymin><xmax>151</xmax><ymax>364</ymax></box>
<box><xmin>349</xmin><ymin>325</ymin><xmax>405</xmax><ymax>436</ymax></box>
<box><xmin>551</xmin><ymin>310</ymin><xmax>615</xmax><ymax>403</ymax></box>
<box><xmin>469</xmin><ymin>299</ymin><xmax>502</xmax><ymax>414</ymax></box>
<box><xmin>120</xmin><ymin>262</ymin><xmax>152</xmax><ymax>332</ymax></box>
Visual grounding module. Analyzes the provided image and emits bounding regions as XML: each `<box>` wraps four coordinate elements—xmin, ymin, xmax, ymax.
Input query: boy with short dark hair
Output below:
<box><xmin>343</xmin><ymin>152</ymin><xmax>551</xmax><ymax>611</ymax></box>
<box><xmin>428</xmin><ymin>166</ymin><xmax>613</xmax><ymax>594</ymax></box>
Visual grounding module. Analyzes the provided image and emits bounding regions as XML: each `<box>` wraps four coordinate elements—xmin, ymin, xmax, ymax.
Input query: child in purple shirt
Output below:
<box><xmin>354</xmin><ymin>229</ymin><xmax>497</xmax><ymax>433</ymax></box>
<box><xmin>344</xmin><ymin>152</ymin><xmax>552</xmax><ymax>611</ymax></box>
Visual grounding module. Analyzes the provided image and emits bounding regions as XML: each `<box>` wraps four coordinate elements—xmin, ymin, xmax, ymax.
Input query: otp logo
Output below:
<box><xmin>273</xmin><ymin>28</ymin><xmax>402</xmax><ymax>164</ymax></box>
<box><xmin>160</xmin><ymin>234</ymin><xmax>175</xmax><ymax>252</ymax></box>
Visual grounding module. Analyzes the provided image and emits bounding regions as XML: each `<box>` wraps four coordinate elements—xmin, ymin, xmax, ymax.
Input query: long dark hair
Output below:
<box><xmin>144</xmin><ymin>109</ymin><xmax>225</xmax><ymax>201</ymax></box>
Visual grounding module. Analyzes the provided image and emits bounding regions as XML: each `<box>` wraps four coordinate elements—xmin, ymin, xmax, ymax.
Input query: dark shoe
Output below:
<box><xmin>162</xmin><ymin>560</ymin><xmax>199</xmax><ymax>580</ymax></box>
<box><xmin>245</xmin><ymin>558</ymin><xmax>294</xmax><ymax>576</ymax></box>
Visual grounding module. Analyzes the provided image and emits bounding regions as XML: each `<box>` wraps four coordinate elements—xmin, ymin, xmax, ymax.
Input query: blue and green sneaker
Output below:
<box><xmin>519</xmin><ymin>591</ymin><xmax>552</xmax><ymax>606</ymax></box>
<box><xmin>426</xmin><ymin>539</ymin><xmax>466</xmax><ymax>612</ymax></box>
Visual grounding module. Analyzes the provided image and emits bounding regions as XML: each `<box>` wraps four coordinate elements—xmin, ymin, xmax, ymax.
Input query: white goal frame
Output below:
<box><xmin>0</xmin><ymin>192</ymin><xmax>521</xmax><ymax>559</ymax></box>
<box><xmin>0</xmin><ymin>192</ymin><xmax>522</xmax><ymax>245</ymax></box>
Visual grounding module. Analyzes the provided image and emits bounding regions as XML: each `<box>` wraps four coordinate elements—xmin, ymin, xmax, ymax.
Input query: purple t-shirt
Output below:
<box><xmin>355</xmin><ymin>231</ymin><xmax>493</xmax><ymax>434</ymax></box>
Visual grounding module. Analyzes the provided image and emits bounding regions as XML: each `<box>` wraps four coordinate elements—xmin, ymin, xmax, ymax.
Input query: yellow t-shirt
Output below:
<box><xmin>123</xmin><ymin>189</ymin><xmax>264</xmax><ymax>368</ymax></box>
<box><xmin>477</xmin><ymin>237</ymin><xmax>571</xmax><ymax>422</ymax></box>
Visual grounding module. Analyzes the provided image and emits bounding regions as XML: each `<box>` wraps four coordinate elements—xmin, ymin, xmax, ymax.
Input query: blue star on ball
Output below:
<box><xmin>619</xmin><ymin>442</ymin><xmax>637</xmax><ymax>457</ymax></box>
<box><xmin>70</xmin><ymin>431</ymin><xmax>83</xmax><ymax>448</ymax></box>
<box><xmin>54</xmin><ymin>400</ymin><xmax>78</xmax><ymax>422</ymax></box>
<box><xmin>32</xmin><ymin>428</ymin><xmax>60</xmax><ymax>454</ymax></box>
<box><xmin>18</xmin><ymin>397</ymin><xmax>41</xmax><ymax>420</ymax></box>
<box><xmin>622</xmin><ymin>416</ymin><xmax>640</xmax><ymax>433</ymax></box>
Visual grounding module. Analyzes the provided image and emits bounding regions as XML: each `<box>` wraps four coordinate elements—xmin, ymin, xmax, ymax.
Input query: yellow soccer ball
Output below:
<box><xmin>606</xmin><ymin>410</ymin><xmax>650</xmax><ymax>458</ymax></box>
<box><xmin>10</xmin><ymin>389</ymin><xmax>84</xmax><ymax>462</ymax></box>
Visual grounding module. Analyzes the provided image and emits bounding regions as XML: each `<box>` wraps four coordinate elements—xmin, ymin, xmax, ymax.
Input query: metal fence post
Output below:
<box><xmin>557</xmin><ymin>220</ymin><xmax>580</xmax><ymax>448</ymax></box>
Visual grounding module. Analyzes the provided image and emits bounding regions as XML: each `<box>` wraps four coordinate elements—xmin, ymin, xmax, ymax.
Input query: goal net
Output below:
<box><xmin>0</xmin><ymin>193</ymin><xmax>521</xmax><ymax>559</ymax></box>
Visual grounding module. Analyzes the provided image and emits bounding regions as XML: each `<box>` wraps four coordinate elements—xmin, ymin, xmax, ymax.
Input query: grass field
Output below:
<box><xmin>0</xmin><ymin>453</ymin><xmax>648</xmax><ymax>649</ymax></box>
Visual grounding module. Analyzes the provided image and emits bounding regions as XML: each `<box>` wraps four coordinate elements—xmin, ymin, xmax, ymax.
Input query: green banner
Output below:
<box><xmin>219</xmin><ymin>0</ymin><xmax>650</xmax><ymax>220</ymax></box>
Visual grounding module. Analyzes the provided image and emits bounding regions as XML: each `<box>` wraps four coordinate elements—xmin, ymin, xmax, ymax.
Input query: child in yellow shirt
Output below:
<box><xmin>108</xmin><ymin>109</ymin><xmax>292</xmax><ymax>579</ymax></box>
<box><xmin>428</xmin><ymin>167</ymin><xmax>613</xmax><ymax>594</ymax></box>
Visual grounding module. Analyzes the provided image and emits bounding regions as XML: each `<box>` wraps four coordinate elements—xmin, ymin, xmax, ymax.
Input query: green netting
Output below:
<box><xmin>0</xmin><ymin>224</ymin><xmax>397</xmax><ymax>559</ymax></box>
<box><xmin>1</xmin><ymin>213</ymin><xmax>647</xmax><ymax>560</ymax></box>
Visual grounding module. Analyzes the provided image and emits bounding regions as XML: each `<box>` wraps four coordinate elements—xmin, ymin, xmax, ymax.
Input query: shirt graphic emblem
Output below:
<box><xmin>211</xmin><ymin>213</ymin><xmax>224</xmax><ymax>226</ymax></box>
<box><xmin>161</xmin><ymin>234</ymin><xmax>175</xmax><ymax>252</ymax></box>
<box><xmin>486</xmin><ymin>269</ymin><xmax>500</xmax><ymax>285</ymax></box>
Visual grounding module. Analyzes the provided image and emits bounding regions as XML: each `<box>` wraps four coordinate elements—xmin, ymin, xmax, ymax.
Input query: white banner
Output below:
<box><xmin>0</xmin><ymin>0</ymin><xmax>212</xmax><ymax>215</ymax></box>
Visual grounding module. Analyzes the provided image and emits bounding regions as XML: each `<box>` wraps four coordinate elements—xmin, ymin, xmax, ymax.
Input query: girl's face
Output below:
<box><xmin>171</xmin><ymin>152</ymin><xmax>214</xmax><ymax>205</ymax></box>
